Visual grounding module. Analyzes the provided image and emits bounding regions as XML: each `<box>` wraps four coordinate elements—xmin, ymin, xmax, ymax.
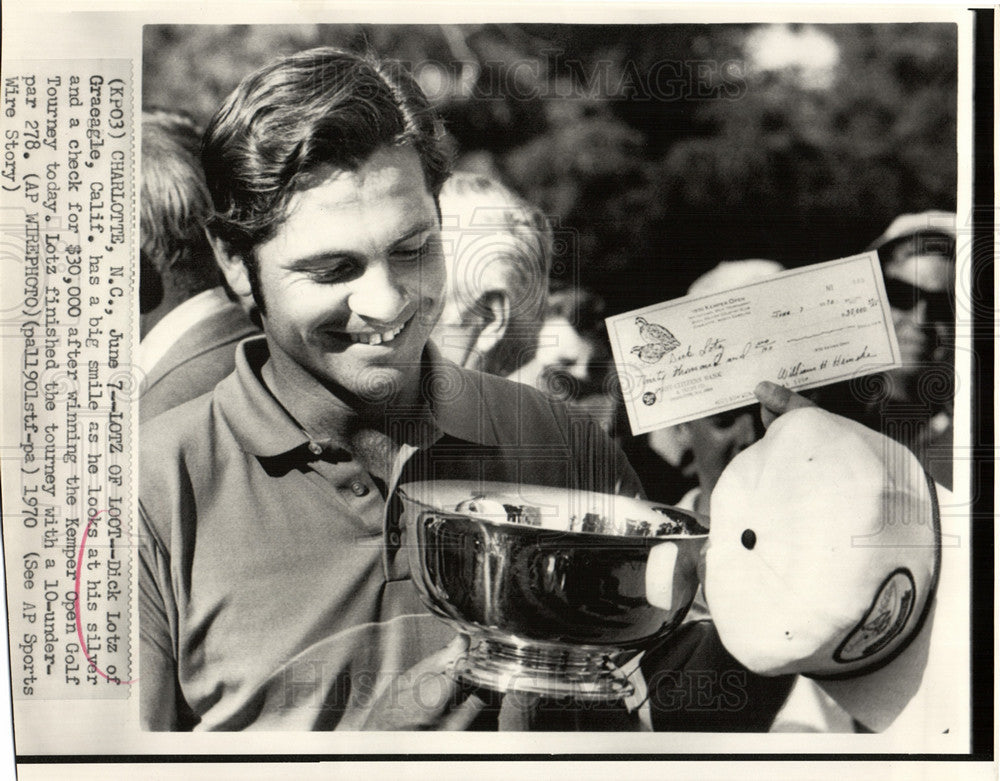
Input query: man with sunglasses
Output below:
<box><xmin>811</xmin><ymin>212</ymin><xmax>956</xmax><ymax>490</ymax></box>
<box><xmin>867</xmin><ymin>212</ymin><xmax>956</xmax><ymax>489</ymax></box>
<box><xmin>875</xmin><ymin>211</ymin><xmax>956</xmax><ymax>407</ymax></box>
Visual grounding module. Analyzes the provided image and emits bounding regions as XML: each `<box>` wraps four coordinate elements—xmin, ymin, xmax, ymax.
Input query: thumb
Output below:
<box><xmin>754</xmin><ymin>381</ymin><xmax>816</xmax><ymax>429</ymax></box>
<box><xmin>498</xmin><ymin>690</ymin><xmax>542</xmax><ymax>731</ymax></box>
<box><xmin>411</xmin><ymin>634</ymin><xmax>469</xmax><ymax>676</ymax></box>
<box><xmin>390</xmin><ymin>635</ymin><xmax>471</xmax><ymax>730</ymax></box>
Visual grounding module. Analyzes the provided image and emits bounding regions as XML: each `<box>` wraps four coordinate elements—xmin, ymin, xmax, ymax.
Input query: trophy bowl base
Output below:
<box><xmin>451</xmin><ymin>635</ymin><xmax>634</xmax><ymax>702</ymax></box>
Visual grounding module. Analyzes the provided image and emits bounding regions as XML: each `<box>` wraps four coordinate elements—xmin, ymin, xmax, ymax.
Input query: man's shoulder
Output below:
<box><xmin>475</xmin><ymin>365</ymin><xmax>547</xmax><ymax>398</ymax></box>
<box><xmin>462</xmin><ymin>363</ymin><xmax>567</xmax><ymax>415</ymax></box>
<box><xmin>140</xmin><ymin>337</ymin><xmax>257</xmax><ymax>460</ymax></box>
<box><xmin>139</xmin><ymin>352</ymin><xmax>235</xmax><ymax>423</ymax></box>
<box><xmin>464</xmin><ymin>368</ymin><xmax>643</xmax><ymax>496</ymax></box>
<box><xmin>139</xmin><ymin>387</ymin><xmax>232</xmax><ymax>547</ymax></box>
<box><xmin>449</xmin><ymin>363</ymin><xmax>574</xmax><ymax>443</ymax></box>
<box><xmin>141</xmin><ymin>389</ymin><xmax>219</xmax><ymax>461</ymax></box>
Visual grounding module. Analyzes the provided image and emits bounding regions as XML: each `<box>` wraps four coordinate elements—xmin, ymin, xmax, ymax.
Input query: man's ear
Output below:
<box><xmin>205</xmin><ymin>229</ymin><xmax>252</xmax><ymax>300</ymax></box>
<box><xmin>472</xmin><ymin>290</ymin><xmax>511</xmax><ymax>361</ymax></box>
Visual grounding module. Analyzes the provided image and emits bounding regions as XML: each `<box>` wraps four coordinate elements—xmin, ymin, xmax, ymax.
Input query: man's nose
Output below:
<box><xmin>566</xmin><ymin>361</ymin><xmax>590</xmax><ymax>382</ymax></box>
<box><xmin>909</xmin><ymin>298</ymin><xmax>930</xmax><ymax>325</ymax></box>
<box><xmin>347</xmin><ymin>261</ymin><xmax>409</xmax><ymax>323</ymax></box>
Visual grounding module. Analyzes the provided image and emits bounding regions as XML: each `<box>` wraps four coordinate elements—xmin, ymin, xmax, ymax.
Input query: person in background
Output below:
<box><xmin>430</xmin><ymin>171</ymin><xmax>551</xmax><ymax>377</ymax></box>
<box><xmin>138</xmin><ymin>109</ymin><xmax>259</xmax><ymax>422</ymax></box>
<box><xmin>874</xmin><ymin>211</ymin><xmax>956</xmax><ymax>404</ymax></box>
<box><xmin>506</xmin><ymin>284</ymin><xmax>611</xmax><ymax>405</ymax></box>
<box><xmin>511</xmin><ymin>282</ymin><xmax>695</xmax><ymax>504</ymax></box>
<box><xmin>872</xmin><ymin>211</ymin><xmax>956</xmax><ymax>489</ymax></box>
<box><xmin>815</xmin><ymin>211</ymin><xmax>956</xmax><ymax>489</ymax></box>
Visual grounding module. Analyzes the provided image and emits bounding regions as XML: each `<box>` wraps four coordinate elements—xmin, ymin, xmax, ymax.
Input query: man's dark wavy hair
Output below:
<box><xmin>202</xmin><ymin>47</ymin><xmax>452</xmax><ymax>311</ymax></box>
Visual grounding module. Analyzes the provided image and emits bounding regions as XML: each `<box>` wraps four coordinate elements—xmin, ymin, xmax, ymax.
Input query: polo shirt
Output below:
<box><xmin>139</xmin><ymin>337</ymin><xmax>643</xmax><ymax>730</ymax></box>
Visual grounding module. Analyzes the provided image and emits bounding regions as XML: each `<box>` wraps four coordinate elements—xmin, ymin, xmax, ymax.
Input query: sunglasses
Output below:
<box><xmin>883</xmin><ymin>277</ymin><xmax>953</xmax><ymax>323</ymax></box>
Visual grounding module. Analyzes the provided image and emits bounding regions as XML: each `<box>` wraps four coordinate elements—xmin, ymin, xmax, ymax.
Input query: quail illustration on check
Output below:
<box><xmin>631</xmin><ymin>316</ymin><xmax>681</xmax><ymax>364</ymax></box>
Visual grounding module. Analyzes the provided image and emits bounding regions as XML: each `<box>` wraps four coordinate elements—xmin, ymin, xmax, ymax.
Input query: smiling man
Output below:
<box><xmin>138</xmin><ymin>47</ymin><xmax>642</xmax><ymax>731</ymax></box>
<box><xmin>227</xmin><ymin>146</ymin><xmax>446</xmax><ymax>462</ymax></box>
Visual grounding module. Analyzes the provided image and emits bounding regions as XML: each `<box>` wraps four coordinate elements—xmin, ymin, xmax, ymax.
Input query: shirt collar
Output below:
<box><xmin>217</xmin><ymin>336</ymin><xmax>502</xmax><ymax>458</ymax></box>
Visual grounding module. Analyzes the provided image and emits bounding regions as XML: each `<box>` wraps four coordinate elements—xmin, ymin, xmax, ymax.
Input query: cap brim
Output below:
<box><xmin>810</xmin><ymin>596</ymin><xmax>934</xmax><ymax>732</ymax></box>
<box><xmin>867</xmin><ymin>211</ymin><xmax>957</xmax><ymax>251</ymax></box>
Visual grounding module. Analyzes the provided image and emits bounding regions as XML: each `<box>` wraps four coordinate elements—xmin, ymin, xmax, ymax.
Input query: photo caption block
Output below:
<box><xmin>1</xmin><ymin>60</ymin><xmax>135</xmax><ymax>698</ymax></box>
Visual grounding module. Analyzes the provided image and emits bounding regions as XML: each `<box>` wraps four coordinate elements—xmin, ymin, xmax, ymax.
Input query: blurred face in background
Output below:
<box><xmin>432</xmin><ymin>231</ymin><xmax>536</xmax><ymax>374</ymax></box>
<box><xmin>882</xmin><ymin>242</ymin><xmax>954</xmax><ymax>396</ymax></box>
<box><xmin>512</xmin><ymin>315</ymin><xmax>598</xmax><ymax>401</ymax></box>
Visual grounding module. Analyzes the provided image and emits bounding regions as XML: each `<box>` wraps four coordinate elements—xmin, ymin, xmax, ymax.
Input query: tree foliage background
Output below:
<box><xmin>143</xmin><ymin>22</ymin><xmax>957</xmax><ymax>316</ymax></box>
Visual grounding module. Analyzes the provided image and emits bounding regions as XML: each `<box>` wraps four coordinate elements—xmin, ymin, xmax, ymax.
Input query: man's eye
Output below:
<box><xmin>306</xmin><ymin>265</ymin><xmax>353</xmax><ymax>283</ymax></box>
<box><xmin>392</xmin><ymin>241</ymin><xmax>427</xmax><ymax>262</ymax></box>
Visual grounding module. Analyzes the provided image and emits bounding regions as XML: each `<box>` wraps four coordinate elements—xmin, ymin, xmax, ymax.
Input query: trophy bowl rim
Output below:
<box><xmin>397</xmin><ymin>479</ymin><xmax>710</xmax><ymax>541</ymax></box>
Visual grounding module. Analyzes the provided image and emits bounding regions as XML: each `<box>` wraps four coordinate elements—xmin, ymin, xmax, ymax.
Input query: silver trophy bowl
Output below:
<box><xmin>399</xmin><ymin>480</ymin><xmax>708</xmax><ymax>702</ymax></box>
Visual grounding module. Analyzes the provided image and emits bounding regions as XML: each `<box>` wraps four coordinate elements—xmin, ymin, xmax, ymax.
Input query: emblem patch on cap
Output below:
<box><xmin>834</xmin><ymin>568</ymin><xmax>916</xmax><ymax>663</ymax></box>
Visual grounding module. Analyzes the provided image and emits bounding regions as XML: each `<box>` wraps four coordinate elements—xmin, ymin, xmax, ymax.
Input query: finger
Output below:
<box><xmin>754</xmin><ymin>381</ymin><xmax>816</xmax><ymax>429</ymax></box>
<box><xmin>498</xmin><ymin>690</ymin><xmax>542</xmax><ymax>731</ymax></box>
<box><xmin>407</xmin><ymin>634</ymin><xmax>469</xmax><ymax>677</ymax></box>
<box><xmin>438</xmin><ymin>691</ymin><xmax>489</xmax><ymax>731</ymax></box>
<box><xmin>362</xmin><ymin>670</ymin><xmax>458</xmax><ymax>729</ymax></box>
<box><xmin>368</xmin><ymin>636</ymin><xmax>469</xmax><ymax>729</ymax></box>
<box><xmin>410</xmin><ymin>668</ymin><xmax>462</xmax><ymax>722</ymax></box>
<box><xmin>407</xmin><ymin>635</ymin><xmax>470</xmax><ymax>720</ymax></box>
<box><xmin>645</xmin><ymin>541</ymin><xmax>679</xmax><ymax>609</ymax></box>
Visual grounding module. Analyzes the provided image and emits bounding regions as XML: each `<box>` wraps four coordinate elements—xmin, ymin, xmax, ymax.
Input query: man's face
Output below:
<box><xmin>882</xmin><ymin>247</ymin><xmax>954</xmax><ymax>379</ymax></box>
<box><xmin>430</xmin><ymin>228</ymin><xmax>526</xmax><ymax>371</ymax></box>
<box><xmin>249</xmin><ymin>146</ymin><xmax>446</xmax><ymax>402</ymax></box>
<box><xmin>431</xmin><ymin>277</ymin><xmax>479</xmax><ymax>369</ymax></box>
<box><xmin>522</xmin><ymin>316</ymin><xmax>597</xmax><ymax>400</ymax></box>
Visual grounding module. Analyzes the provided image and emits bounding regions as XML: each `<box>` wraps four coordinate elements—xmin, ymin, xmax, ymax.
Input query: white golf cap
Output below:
<box><xmin>687</xmin><ymin>259</ymin><xmax>787</xmax><ymax>297</ymax></box>
<box><xmin>704</xmin><ymin>407</ymin><xmax>940</xmax><ymax>689</ymax></box>
<box><xmin>868</xmin><ymin>210</ymin><xmax>957</xmax><ymax>253</ymax></box>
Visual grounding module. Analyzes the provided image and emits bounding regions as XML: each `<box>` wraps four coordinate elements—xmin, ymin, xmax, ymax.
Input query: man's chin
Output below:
<box><xmin>324</xmin><ymin>363</ymin><xmax>422</xmax><ymax>406</ymax></box>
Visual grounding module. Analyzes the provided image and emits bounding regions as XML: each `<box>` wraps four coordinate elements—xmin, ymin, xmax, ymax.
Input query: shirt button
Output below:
<box><xmin>350</xmin><ymin>480</ymin><xmax>369</xmax><ymax>497</ymax></box>
<box><xmin>387</xmin><ymin>530</ymin><xmax>401</xmax><ymax>547</ymax></box>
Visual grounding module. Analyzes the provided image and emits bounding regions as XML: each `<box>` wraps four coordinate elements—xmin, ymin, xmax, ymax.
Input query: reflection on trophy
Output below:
<box><xmin>399</xmin><ymin>481</ymin><xmax>708</xmax><ymax>702</ymax></box>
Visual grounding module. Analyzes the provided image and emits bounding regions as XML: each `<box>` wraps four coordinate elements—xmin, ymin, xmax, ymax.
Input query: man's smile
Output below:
<box><xmin>319</xmin><ymin>315</ymin><xmax>414</xmax><ymax>347</ymax></box>
<box><xmin>347</xmin><ymin>320</ymin><xmax>407</xmax><ymax>345</ymax></box>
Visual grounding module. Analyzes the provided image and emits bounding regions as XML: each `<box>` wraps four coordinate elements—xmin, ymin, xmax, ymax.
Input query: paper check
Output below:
<box><xmin>606</xmin><ymin>253</ymin><xmax>903</xmax><ymax>435</ymax></box>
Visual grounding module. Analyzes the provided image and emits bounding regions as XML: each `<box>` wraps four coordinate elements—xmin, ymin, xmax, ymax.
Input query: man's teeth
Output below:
<box><xmin>349</xmin><ymin>323</ymin><xmax>405</xmax><ymax>345</ymax></box>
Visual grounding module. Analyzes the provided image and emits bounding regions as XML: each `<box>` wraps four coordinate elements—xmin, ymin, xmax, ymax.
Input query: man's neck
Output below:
<box><xmin>260</xmin><ymin>339</ymin><xmax>424</xmax><ymax>445</ymax></box>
